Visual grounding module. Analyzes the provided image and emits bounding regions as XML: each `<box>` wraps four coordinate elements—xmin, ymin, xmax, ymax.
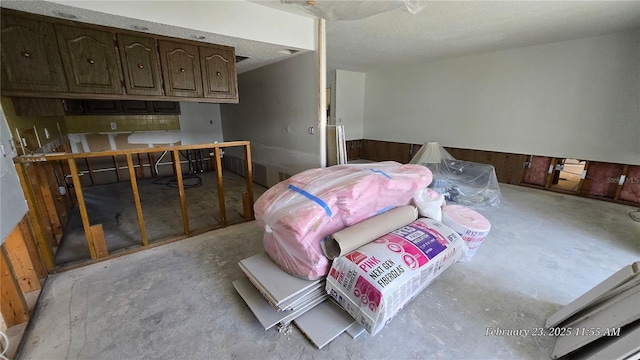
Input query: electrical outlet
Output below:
<box><xmin>523</xmin><ymin>161</ymin><xmax>531</xmax><ymax>168</ymax></box>
<box><xmin>110</xmin><ymin>122</ymin><xmax>117</xmax><ymax>130</ymax></box>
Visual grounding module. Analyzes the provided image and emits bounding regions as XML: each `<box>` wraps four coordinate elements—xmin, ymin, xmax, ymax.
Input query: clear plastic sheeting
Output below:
<box><xmin>281</xmin><ymin>0</ymin><xmax>424</xmax><ymax>20</ymax></box>
<box><xmin>410</xmin><ymin>142</ymin><xmax>504</xmax><ymax>206</ymax></box>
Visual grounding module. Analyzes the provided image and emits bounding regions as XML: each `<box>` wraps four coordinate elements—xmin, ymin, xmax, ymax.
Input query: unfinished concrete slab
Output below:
<box><xmin>17</xmin><ymin>184</ymin><xmax>640</xmax><ymax>359</ymax></box>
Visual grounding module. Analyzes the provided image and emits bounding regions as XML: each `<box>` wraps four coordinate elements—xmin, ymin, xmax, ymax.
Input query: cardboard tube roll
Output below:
<box><xmin>322</xmin><ymin>205</ymin><xmax>419</xmax><ymax>259</ymax></box>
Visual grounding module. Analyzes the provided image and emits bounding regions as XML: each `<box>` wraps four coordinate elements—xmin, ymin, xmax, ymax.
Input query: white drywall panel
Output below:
<box><xmin>179</xmin><ymin>102</ymin><xmax>224</xmax><ymax>145</ymax></box>
<box><xmin>220</xmin><ymin>51</ymin><xmax>320</xmax><ymax>185</ymax></box>
<box><xmin>363</xmin><ymin>30</ymin><xmax>640</xmax><ymax>165</ymax></box>
<box><xmin>0</xmin><ymin>107</ymin><xmax>28</xmax><ymax>243</ymax></box>
<box><xmin>335</xmin><ymin>70</ymin><xmax>365</xmax><ymax>140</ymax></box>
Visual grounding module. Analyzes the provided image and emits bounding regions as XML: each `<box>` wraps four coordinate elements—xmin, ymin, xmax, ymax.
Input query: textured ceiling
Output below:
<box><xmin>2</xmin><ymin>1</ymin><xmax>639</xmax><ymax>74</ymax></box>
<box><xmin>324</xmin><ymin>1</ymin><xmax>640</xmax><ymax>72</ymax></box>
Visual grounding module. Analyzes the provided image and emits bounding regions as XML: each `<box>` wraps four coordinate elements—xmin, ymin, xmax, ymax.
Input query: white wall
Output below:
<box><xmin>363</xmin><ymin>30</ymin><xmax>640</xmax><ymax>165</ymax></box>
<box><xmin>179</xmin><ymin>102</ymin><xmax>224</xmax><ymax>145</ymax></box>
<box><xmin>0</xmin><ymin>108</ymin><xmax>28</xmax><ymax>243</ymax></box>
<box><xmin>335</xmin><ymin>70</ymin><xmax>366</xmax><ymax>140</ymax></box>
<box><xmin>220</xmin><ymin>52</ymin><xmax>320</xmax><ymax>186</ymax></box>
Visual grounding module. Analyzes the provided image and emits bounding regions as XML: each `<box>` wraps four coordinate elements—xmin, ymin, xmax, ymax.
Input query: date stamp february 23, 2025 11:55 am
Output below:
<box><xmin>485</xmin><ymin>326</ymin><xmax>622</xmax><ymax>338</ymax></box>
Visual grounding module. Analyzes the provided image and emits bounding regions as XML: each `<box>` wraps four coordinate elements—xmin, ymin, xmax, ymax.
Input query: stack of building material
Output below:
<box><xmin>547</xmin><ymin>261</ymin><xmax>640</xmax><ymax>359</ymax></box>
<box><xmin>233</xmin><ymin>252</ymin><xmax>366</xmax><ymax>347</ymax></box>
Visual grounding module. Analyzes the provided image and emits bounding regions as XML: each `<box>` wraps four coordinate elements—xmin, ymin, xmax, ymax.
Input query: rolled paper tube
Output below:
<box><xmin>322</xmin><ymin>205</ymin><xmax>419</xmax><ymax>259</ymax></box>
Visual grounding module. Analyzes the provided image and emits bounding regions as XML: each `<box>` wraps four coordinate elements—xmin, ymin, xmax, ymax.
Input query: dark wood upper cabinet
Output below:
<box><xmin>54</xmin><ymin>24</ymin><xmax>122</xmax><ymax>94</ymax></box>
<box><xmin>200</xmin><ymin>46</ymin><xmax>237</xmax><ymax>99</ymax></box>
<box><xmin>158</xmin><ymin>41</ymin><xmax>203</xmax><ymax>97</ymax></box>
<box><xmin>0</xmin><ymin>14</ymin><xmax>68</xmax><ymax>92</ymax></box>
<box><xmin>117</xmin><ymin>34</ymin><xmax>163</xmax><ymax>96</ymax></box>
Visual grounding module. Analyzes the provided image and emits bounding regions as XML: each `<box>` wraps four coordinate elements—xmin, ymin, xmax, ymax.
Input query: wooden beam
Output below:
<box><xmin>34</xmin><ymin>163</ymin><xmax>63</xmax><ymax>244</ymax></box>
<box><xmin>89</xmin><ymin>224</ymin><xmax>109</xmax><ymax>259</ymax></box>
<box><xmin>214</xmin><ymin>147</ymin><xmax>226</xmax><ymax>226</ymax></box>
<box><xmin>14</xmin><ymin>141</ymin><xmax>252</xmax><ymax>162</ymax></box>
<box><xmin>576</xmin><ymin>161</ymin><xmax>590</xmax><ymax>195</ymax></box>
<box><xmin>17</xmin><ymin>216</ymin><xmax>46</xmax><ymax>279</ymax></box>
<box><xmin>14</xmin><ymin>163</ymin><xmax>55</xmax><ymax>272</ymax></box>
<box><xmin>242</xmin><ymin>192</ymin><xmax>252</xmax><ymax>221</ymax></box>
<box><xmin>172</xmin><ymin>150</ymin><xmax>190</xmax><ymax>235</ymax></box>
<box><xmin>126</xmin><ymin>154</ymin><xmax>148</xmax><ymax>246</ymax></box>
<box><xmin>545</xmin><ymin>158</ymin><xmax>557</xmax><ymax>189</ymax></box>
<box><xmin>243</xmin><ymin>144</ymin><xmax>254</xmax><ymax>219</ymax></box>
<box><xmin>614</xmin><ymin>165</ymin><xmax>630</xmax><ymax>201</ymax></box>
<box><xmin>4</xmin><ymin>223</ymin><xmax>41</xmax><ymax>293</ymax></box>
<box><xmin>68</xmin><ymin>158</ymin><xmax>97</xmax><ymax>259</ymax></box>
<box><xmin>0</xmin><ymin>246</ymin><xmax>29</xmax><ymax>327</ymax></box>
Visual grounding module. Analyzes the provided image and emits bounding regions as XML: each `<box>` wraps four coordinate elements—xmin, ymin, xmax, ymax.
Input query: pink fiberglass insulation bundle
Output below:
<box><xmin>254</xmin><ymin>162</ymin><xmax>433</xmax><ymax>280</ymax></box>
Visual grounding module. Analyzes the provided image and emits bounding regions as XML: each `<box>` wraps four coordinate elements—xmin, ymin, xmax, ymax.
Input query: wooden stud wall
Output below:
<box><xmin>352</xmin><ymin>139</ymin><xmax>638</xmax><ymax>206</ymax></box>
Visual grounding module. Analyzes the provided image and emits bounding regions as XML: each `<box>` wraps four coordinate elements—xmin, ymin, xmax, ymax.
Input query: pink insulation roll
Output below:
<box><xmin>441</xmin><ymin>205</ymin><xmax>491</xmax><ymax>261</ymax></box>
<box><xmin>254</xmin><ymin>162</ymin><xmax>433</xmax><ymax>280</ymax></box>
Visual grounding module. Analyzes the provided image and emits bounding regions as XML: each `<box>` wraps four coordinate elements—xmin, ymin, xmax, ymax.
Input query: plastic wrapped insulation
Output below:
<box><xmin>410</xmin><ymin>142</ymin><xmax>504</xmax><ymax>206</ymax></box>
<box><xmin>254</xmin><ymin>161</ymin><xmax>433</xmax><ymax>280</ymax></box>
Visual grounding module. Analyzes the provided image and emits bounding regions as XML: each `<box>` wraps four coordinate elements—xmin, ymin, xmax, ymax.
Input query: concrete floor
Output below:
<box><xmin>18</xmin><ymin>184</ymin><xmax>640</xmax><ymax>359</ymax></box>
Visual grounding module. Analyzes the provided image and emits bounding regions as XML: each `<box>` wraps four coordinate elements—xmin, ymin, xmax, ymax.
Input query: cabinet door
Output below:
<box><xmin>199</xmin><ymin>46</ymin><xmax>237</xmax><ymax>100</ymax></box>
<box><xmin>158</xmin><ymin>41</ymin><xmax>203</xmax><ymax>97</ymax></box>
<box><xmin>55</xmin><ymin>24</ymin><xmax>122</xmax><ymax>94</ymax></box>
<box><xmin>0</xmin><ymin>14</ymin><xmax>68</xmax><ymax>92</ymax></box>
<box><xmin>117</xmin><ymin>34</ymin><xmax>163</xmax><ymax>96</ymax></box>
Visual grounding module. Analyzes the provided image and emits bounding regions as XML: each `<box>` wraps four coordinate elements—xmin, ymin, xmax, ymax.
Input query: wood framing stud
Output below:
<box><xmin>0</xmin><ymin>246</ymin><xmax>29</xmax><ymax>327</ymax></box>
<box><xmin>4</xmin><ymin>224</ymin><xmax>41</xmax><ymax>293</ymax></box>
<box><xmin>244</xmin><ymin>144</ymin><xmax>255</xmax><ymax>219</ymax></box>
<box><xmin>89</xmin><ymin>224</ymin><xmax>109</xmax><ymax>259</ymax></box>
<box><xmin>214</xmin><ymin>147</ymin><xmax>226</xmax><ymax>226</ymax></box>
<box><xmin>126</xmin><ymin>154</ymin><xmax>148</xmax><ymax>246</ymax></box>
<box><xmin>14</xmin><ymin>162</ymin><xmax>55</xmax><ymax>272</ymax></box>
<box><xmin>68</xmin><ymin>158</ymin><xmax>97</xmax><ymax>259</ymax></box>
<box><xmin>172</xmin><ymin>150</ymin><xmax>190</xmax><ymax>235</ymax></box>
<box><xmin>18</xmin><ymin>216</ymin><xmax>46</xmax><ymax>279</ymax></box>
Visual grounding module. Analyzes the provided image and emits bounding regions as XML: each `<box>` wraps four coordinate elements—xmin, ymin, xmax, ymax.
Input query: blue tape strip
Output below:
<box><xmin>369</xmin><ymin>168</ymin><xmax>391</xmax><ymax>179</ymax></box>
<box><xmin>375</xmin><ymin>206</ymin><xmax>394</xmax><ymax>215</ymax></box>
<box><xmin>288</xmin><ymin>185</ymin><xmax>332</xmax><ymax>217</ymax></box>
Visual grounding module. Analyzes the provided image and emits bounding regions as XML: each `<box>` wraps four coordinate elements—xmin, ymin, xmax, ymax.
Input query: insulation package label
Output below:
<box><xmin>326</xmin><ymin>218</ymin><xmax>466</xmax><ymax>335</ymax></box>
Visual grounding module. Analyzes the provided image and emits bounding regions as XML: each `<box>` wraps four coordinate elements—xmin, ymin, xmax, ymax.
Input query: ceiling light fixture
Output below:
<box><xmin>281</xmin><ymin>0</ymin><xmax>424</xmax><ymax>20</ymax></box>
<box><xmin>55</xmin><ymin>12</ymin><xmax>77</xmax><ymax>19</ymax></box>
<box><xmin>131</xmin><ymin>25</ymin><xmax>149</xmax><ymax>31</ymax></box>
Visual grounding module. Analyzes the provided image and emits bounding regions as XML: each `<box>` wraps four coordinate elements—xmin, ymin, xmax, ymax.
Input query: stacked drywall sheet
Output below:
<box><xmin>235</xmin><ymin>252</ymin><xmax>364</xmax><ymax>348</ymax></box>
<box><xmin>547</xmin><ymin>262</ymin><xmax>640</xmax><ymax>359</ymax></box>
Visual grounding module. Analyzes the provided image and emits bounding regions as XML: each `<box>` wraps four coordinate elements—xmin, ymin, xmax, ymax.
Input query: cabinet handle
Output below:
<box><xmin>87</xmin><ymin>58</ymin><xmax>95</xmax><ymax>64</ymax></box>
<box><xmin>21</xmin><ymin>51</ymin><xmax>31</xmax><ymax>58</ymax></box>
<box><xmin>179</xmin><ymin>68</ymin><xmax>185</xmax><ymax>72</ymax></box>
<box><xmin>216</xmin><ymin>72</ymin><xmax>221</xmax><ymax>76</ymax></box>
<box><xmin>138</xmin><ymin>64</ymin><xmax>144</xmax><ymax>69</ymax></box>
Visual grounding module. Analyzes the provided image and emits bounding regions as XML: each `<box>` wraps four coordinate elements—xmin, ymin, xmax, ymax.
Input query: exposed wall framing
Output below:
<box><xmin>13</xmin><ymin>141</ymin><xmax>255</xmax><ymax>270</ymax></box>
